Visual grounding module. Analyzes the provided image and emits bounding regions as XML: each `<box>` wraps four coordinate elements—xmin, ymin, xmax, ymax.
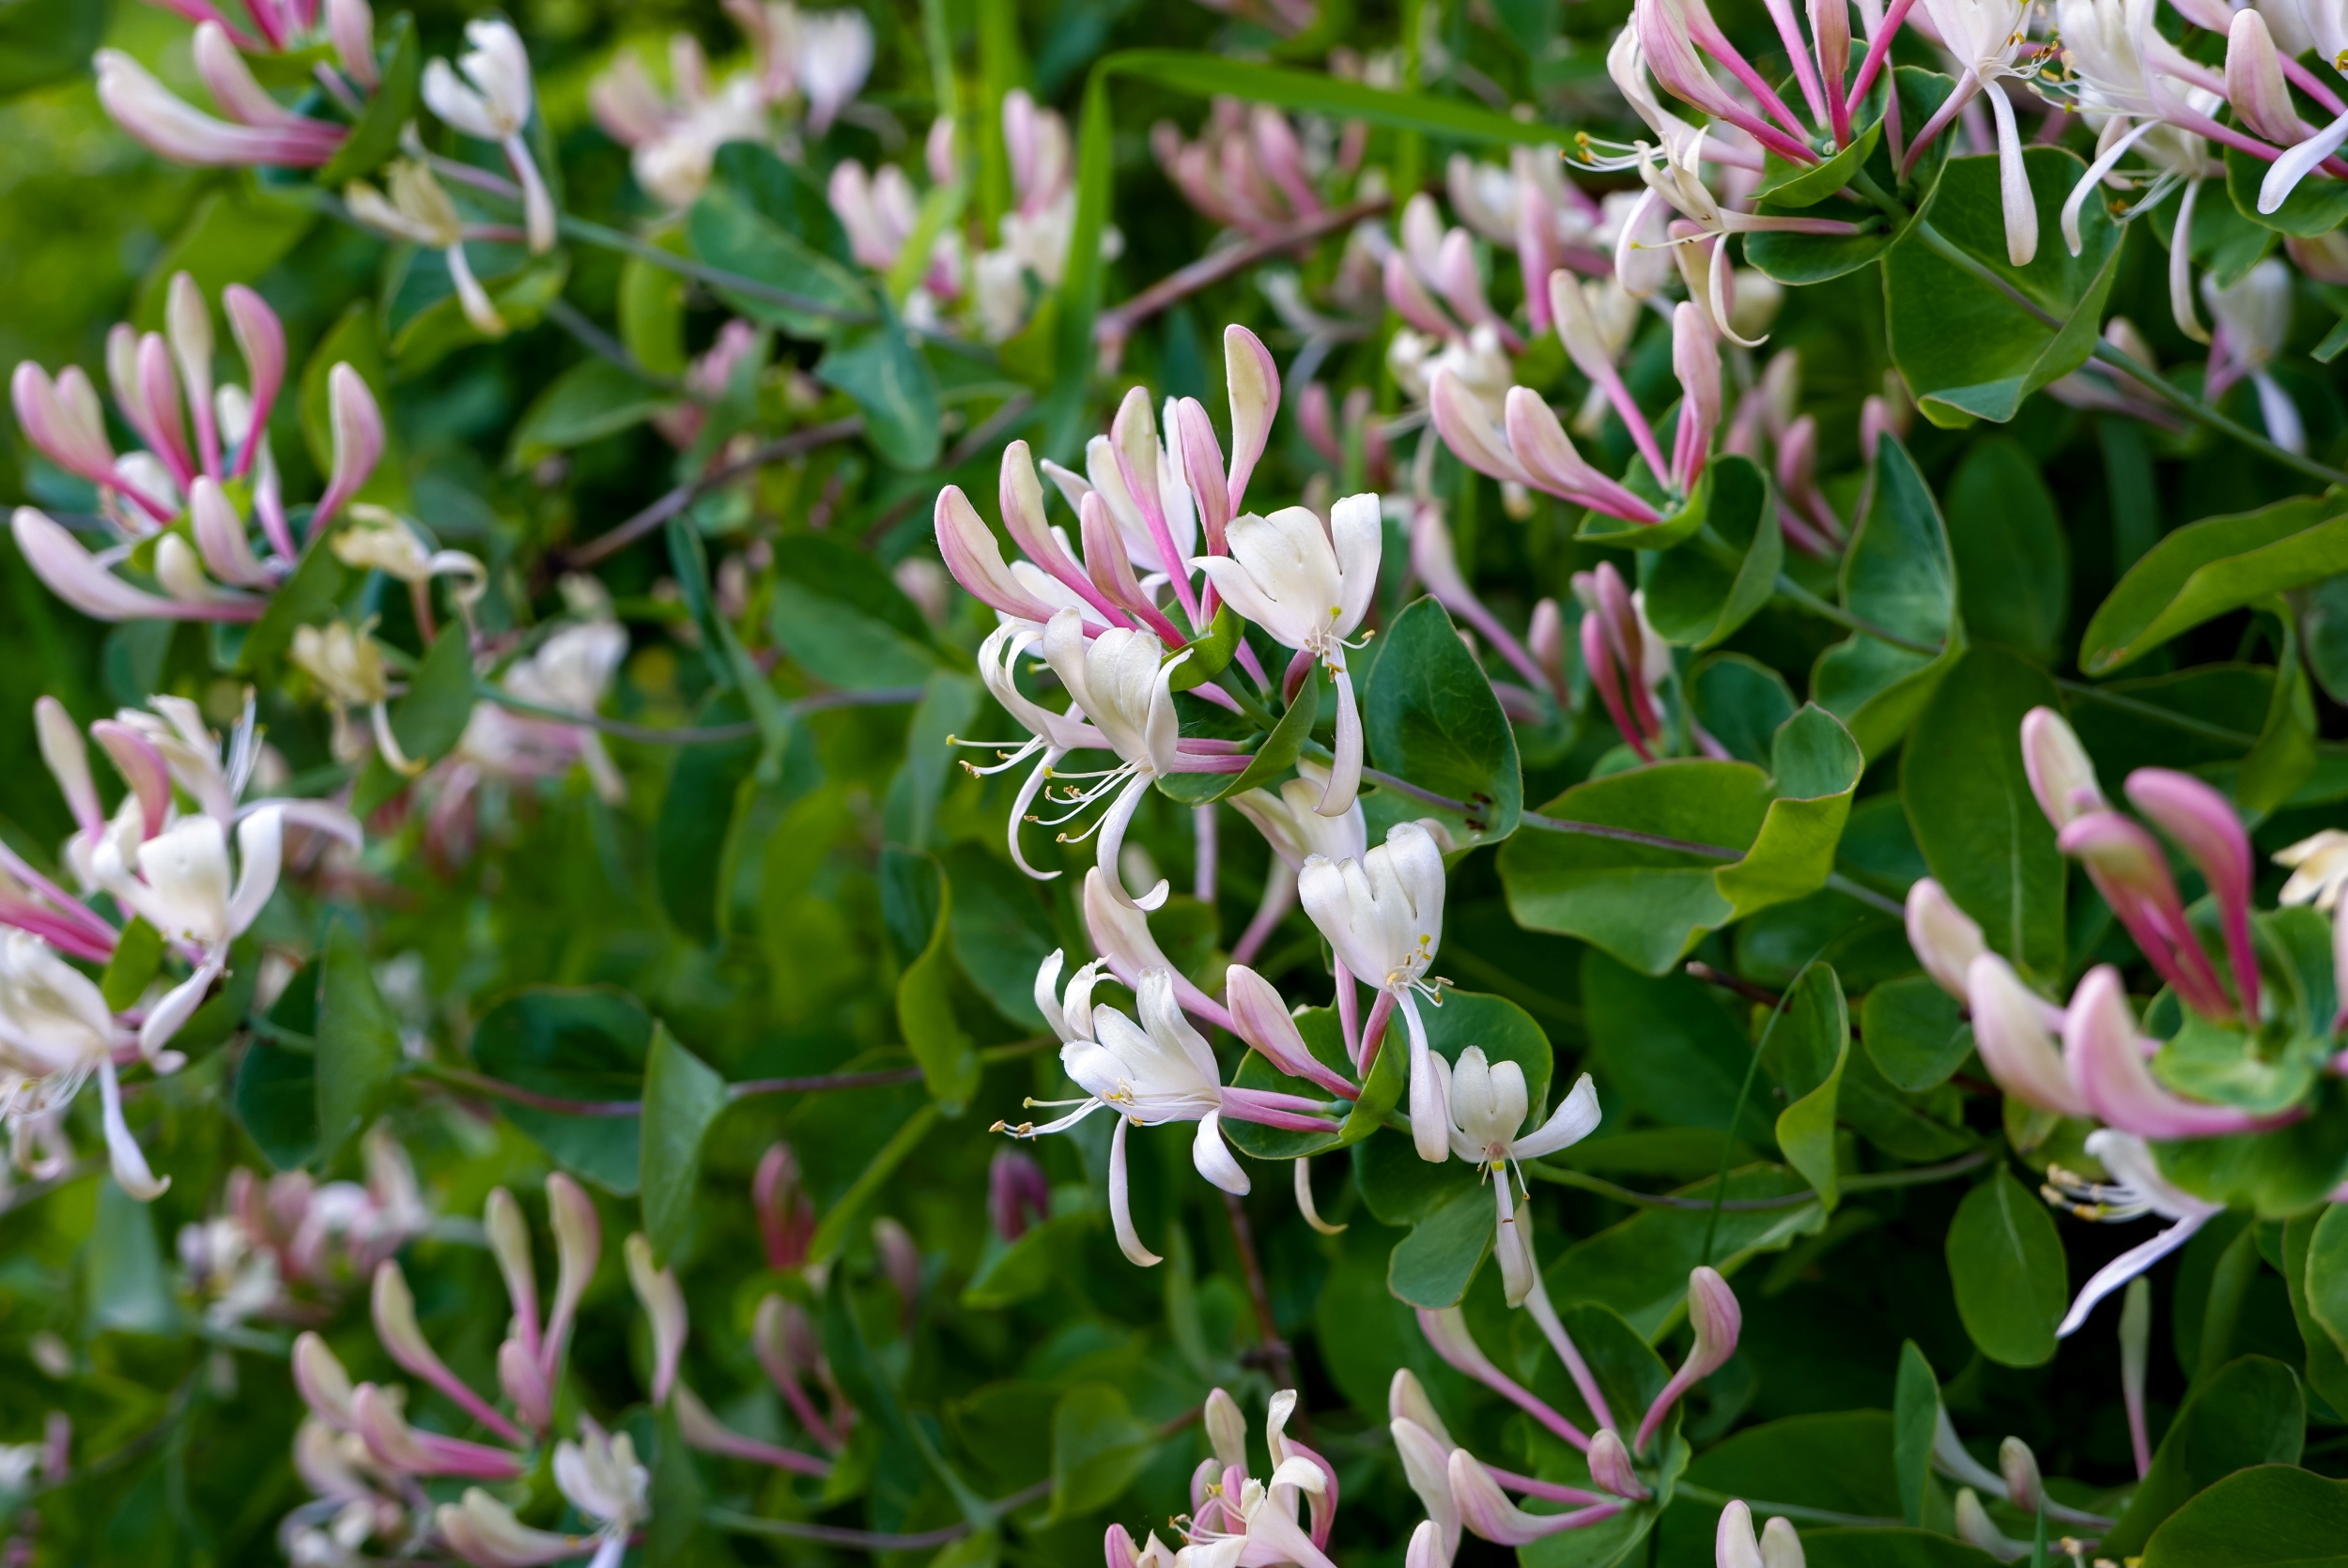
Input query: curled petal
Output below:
<box><xmin>1108</xmin><ymin>1115</ymin><xmax>1161</xmax><ymax>1267</ymax></box>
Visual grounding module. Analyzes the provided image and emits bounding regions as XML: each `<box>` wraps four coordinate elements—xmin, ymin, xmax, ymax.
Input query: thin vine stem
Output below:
<box><xmin>472</xmin><ymin>684</ymin><xmax>922</xmax><ymax>744</ymax></box>
<box><xmin>561</xmin><ymin>418</ymin><xmax>867</xmax><ymax>569</ymax></box>
<box><xmin>1674</xmin><ymin>1481</ymin><xmax>1903</xmax><ymax>1529</ymax></box>
<box><xmin>1773</xmin><ymin>574</ymin><xmax>1941</xmax><ymax>656</ymax></box>
<box><xmin>1527</xmin><ymin>1147</ymin><xmax>1991</xmax><ymax>1210</ymax></box>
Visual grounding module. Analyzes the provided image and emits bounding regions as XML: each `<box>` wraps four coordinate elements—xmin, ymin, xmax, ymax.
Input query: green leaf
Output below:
<box><xmin>2241</xmin><ymin>611</ymin><xmax>2321</xmax><ymax>814</ymax></box>
<box><xmin>315</xmin><ymin>921</ymin><xmax>402</xmax><ymax>1165</ymax></box>
<box><xmin>1691</xmin><ymin>654</ymin><xmax>1798</xmax><ymax>765</ymax></box>
<box><xmin>1640</xmin><ymin>454</ymin><xmax>1784</xmax><ymax>650</ymax></box>
<box><xmin>687</xmin><ymin>184</ymin><xmax>873</xmax><ymax>336</ymax></box>
<box><xmin>713</xmin><ymin>141</ymin><xmax>857</xmax><ymax>263</ymax></box>
<box><xmin>1892</xmin><ymin>1342</ymin><xmax>1941</xmax><ymax>1527</ymax></box>
<box><xmin>1199</xmin><ymin>673</ymin><xmax>1316</xmax><ymax>804</ymax></box>
<box><xmin>2078</xmin><ymin>494</ymin><xmax>2348</xmax><ymax>674</ymax></box>
<box><xmin>1712</xmin><ymin>703</ymin><xmax>1864</xmax><ymax>919</ymax></box>
<box><xmin>85</xmin><ymin>1177</ymin><xmax>178</xmax><ymax>1337</ymax></box>
<box><xmin>1811</xmin><ymin>436</ymin><xmax>1965</xmax><ymax>761</ymax></box>
<box><xmin>1363</xmin><ymin>597</ymin><xmax>1522</xmax><ymax>844</ymax></box>
<box><xmin>962</xmin><ymin>1213</ymin><xmax>1092</xmax><ymax>1308</ymax></box>
<box><xmin>897</xmin><ymin>853</ymin><xmax>981</xmax><ymax>1113</ymax></box>
<box><xmin>1748</xmin><ymin>69</ymin><xmax>1956</xmax><ymax>285</ymax></box>
<box><xmin>388</xmin><ymin>626</ymin><xmax>478</xmax><ymax>765</ymax></box>
<box><xmin>2281</xmin><ymin>1211</ymin><xmax>2348</xmax><ymax>1415</ymax></box>
<box><xmin>1945</xmin><ymin>437</ymin><xmax>2068</xmax><ymax>663</ymax></box>
<box><xmin>768</xmin><ymin>534</ymin><xmax>941</xmax><ymax>689</ymax></box>
<box><xmin>639</xmin><ymin>1023</ymin><xmax>728</xmax><ymax>1265</ymax></box>
<box><xmin>2226</xmin><ymin>140</ymin><xmax>2348</xmax><ymax>236</ymax></box>
<box><xmin>1089</xmin><ymin>50</ymin><xmax>1574</xmax><ymax>146</ymax></box>
<box><xmin>619</xmin><ymin>238</ymin><xmax>689</xmax><ymax>377</ymax></box>
<box><xmin>1945</xmin><ymin>1164</ymin><xmax>2067</xmax><ymax>1367</ymax></box>
<box><xmin>1883</xmin><ymin>149</ymin><xmax>2124</xmax><ymax>425</ymax></box>
<box><xmin>100</xmin><ymin>918</ymin><xmax>163</xmax><ymax>1013</ymax></box>
<box><xmin>655</xmin><ymin>690</ymin><xmax>758</xmax><ymax>945</ymax></box>
<box><xmin>1761</xmin><ymin>963</ymin><xmax>1850</xmax><ymax>1209</ymax></box>
<box><xmin>940</xmin><ymin>844</ymin><xmax>1058</xmax><ymax>1029</ymax></box>
<box><xmin>506</xmin><ymin>359</ymin><xmax>670</xmax><ymax>469</ymax></box>
<box><xmin>646</xmin><ymin>1407</ymin><xmax>717</xmax><ymax>1568</ymax></box>
<box><xmin>2306</xmin><ymin>1203</ymin><xmax>2348</xmax><ymax>1363</ymax></box>
<box><xmin>1387</xmin><ymin>1183</ymin><xmax>1496</xmax><ymax>1309</ymax></box>
<box><xmin>1902</xmin><ymin>648</ymin><xmax>2066</xmax><ymax>980</ymax></box>
<box><xmin>0</xmin><ymin>0</ymin><xmax>107</xmax><ymax>99</ymax></box>
<box><xmin>1048</xmin><ymin>1383</ymin><xmax>1159</xmax><ymax>1519</ymax></box>
<box><xmin>2102</xmin><ymin>1357</ymin><xmax>2307</xmax><ymax>1555</ymax></box>
<box><xmin>2155</xmin><ymin>1084</ymin><xmax>2348</xmax><ymax>1216</ymax></box>
<box><xmin>390</xmin><ymin>255</ymin><xmax>569</xmax><ymax>372</ymax></box>
<box><xmin>1166</xmin><ymin>602</ymin><xmax>1241</xmax><ymax>692</ymax></box>
<box><xmin>885</xmin><ymin>671</ymin><xmax>981</xmax><ymax>850</ymax></box>
<box><xmin>238</xmin><ymin>535</ymin><xmax>348</xmax><ymax>678</ymax></box>
<box><xmin>1798</xmin><ymin>1532</ymin><xmax>2006</xmax><ymax>1567</ymax></box>
<box><xmin>1755</xmin><ymin>117</ymin><xmax>1886</xmax><ymax>208</ymax></box>
<box><xmin>133</xmin><ymin>186</ymin><xmax>316</xmax><ymax>334</ymax></box>
<box><xmin>1862</xmin><ymin>976</ymin><xmax>1974</xmax><ymax>1093</ymax></box>
<box><xmin>816</xmin><ymin>303</ymin><xmax>943</xmax><ymax>470</ymax></box>
<box><xmin>2142</xmin><ymin>1464</ymin><xmax>2348</xmax><ymax>1566</ymax></box>
<box><xmin>234</xmin><ymin>1038</ymin><xmax>319</xmax><ymax>1172</ymax></box>
<box><xmin>469</xmin><ymin>987</ymin><xmax>650</xmax><ymax>1195</ymax></box>
<box><xmin>316</xmin><ymin>13</ymin><xmax>421</xmax><ymax>185</ymax></box>
<box><xmin>809</xmin><ymin>1104</ymin><xmax>938</xmax><ymax>1265</ymax></box>
<box><xmin>1546</xmin><ymin>1165</ymin><xmax>1824</xmax><ymax>1337</ymax></box>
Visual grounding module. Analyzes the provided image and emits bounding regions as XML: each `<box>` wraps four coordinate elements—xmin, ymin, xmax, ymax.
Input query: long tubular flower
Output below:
<box><xmin>1299</xmin><ymin>822</ymin><xmax>1448</xmax><ymax>1156</ymax></box>
<box><xmin>424</xmin><ymin>21</ymin><xmax>554</xmax><ymax>253</ymax></box>
<box><xmin>2059</xmin><ymin>811</ymin><xmax>2235</xmax><ymax>1021</ymax></box>
<box><xmin>346</xmin><ymin>162</ymin><xmax>510</xmax><ymax>338</ymax></box>
<box><xmin>1416</xmin><ymin>1306</ymin><xmax>1593</xmax><ymax>1452</ymax></box>
<box><xmin>1966</xmin><ymin>953</ymin><xmax>2091</xmax><ymax>1116</ymax></box>
<box><xmin>1900</xmin><ymin>0</ymin><xmax>2035</xmax><ymax>262</ymax></box>
<box><xmin>1082</xmin><ymin>869</ymin><xmax>1235</xmax><ymax>1030</ymax></box>
<box><xmin>96</xmin><ymin>41</ymin><xmax>347</xmax><ymax>168</ymax></box>
<box><xmin>1905</xmin><ymin>878</ymin><xmax>1986</xmax><ymax>1000</ymax></box>
<box><xmin>1227</xmin><ymin>761</ymin><xmax>1365</xmax><ymax>964</ymax></box>
<box><xmin>2124</xmin><ymin>769</ymin><xmax>2260</xmax><ymax>1023</ymax></box>
<box><xmin>999</xmin><ymin>961</ymin><xmax>1336</xmax><ymax>1266</ymax></box>
<box><xmin>1425</xmin><ymin>1050</ymin><xmax>1600</xmax><ymax>1302</ymax></box>
<box><xmin>2063</xmin><ymin>965</ymin><xmax>2300</xmax><ymax>1138</ymax></box>
<box><xmin>2044</xmin><ymin>1129</ymin><xmax>2221</xmax><ymax>1334</ymax></box>
<box><xmin>1450</xmin><ymin>1450</ymin><xmax>1624</xmax><ymax>1544</ymax></box>
<box><xmin>1226</xmin><ymin>963</ymin><xmax>1360</xmax><ymax>1100</ymax></box>
<box><xmin>1634</xmin><ymin>1267</ymin><xmax>1739</xmax><ymax>1452</ymax></box>
<box><xmin>1410</xmin><ymin>502</ymin><xmax>1557</xmax><ymax>703</ymax></box>
<box><xmin>2201</xmin><ymin>260</ymin><xmax>2303</xmax><ymax>454</ymax></box>
<box><xmin>2019</xmin><ymin>707</ymin><xmax>2108</xmax><ymax>829</ymax></box>
<box><xmin>1191</xmin><ymin>496</ymin><xmax>1380</xmax><ymax>815</ymax></box>
<box><xmin>1430</xmin><ymin>372</ymin><xmax>1661</xmax><ymax>523</ymax></box>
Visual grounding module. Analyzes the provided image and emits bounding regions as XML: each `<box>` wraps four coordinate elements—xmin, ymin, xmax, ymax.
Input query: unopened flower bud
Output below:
<box><xmin>873</xmin><ymin>1217</ymin><xmax>920</xmax><ymax>1326</ymax></box>
<box><xmin>1760</xmin><ymin>1515</ymin><xmax>1804</xmax><ymax>1568</ymax></box>
<box><xmin>317</xmin><ymin>364</ymin><xmax>384</xmax><ymax>530</ymax></box>
<box><xmin>545</xmin><ymin>1172</ymin><xmax>600</xmax><ymax>1359</ymax></box>
<box><xmin>1953</xmin><ymin>1488</ymin><xmax>2019</xmax><ymax>1560</ymax></box>
<box><xmin>1716</xmin><ymin>1499</ymin><xmax>1763</xmax><ymax>1568</ymax></box>
<box><xmin>1686</xmin><ymin>1266</ymin><xmax>1740</xmax><ymax>1376</ymax></box>
<box><xmin>328</xmin><ymin>0</ymin><xmax>380</xmax><ymax>88</ymax></box>
<box><xmin>292</xmin><ymin>1330</ymin><xmax>358</xmax><ymax>1429</ymax></box>
<box><xmin>1997</xmin><ymin>1436</ymin><xmax>2041</xmax><ymax>1513</ymax></box>
<box><xmin>2019</xmin><ymin>707</ymin><xmax>2105</xmax><ymax>831</ymax></box>
<box><xmin>1967</xmin><ymin>952</ymin><xmax>2087</xmax><ymax>1116</ymax></box>
<box><xmin>987</xmin><ymin>1148</ymin><xmax>1050</xmax><ymax>1243</ymax></box>
<box><xmin>1204</xmin><ymin>1387</ymin><xmax>1248</xmax><ymax>1471</ymax></box>
<box><xmin>1387</xmin><ymin>1368</ymin><xmax>1453</xmax><ymax>1447</ymax></box>
<box><xmin>1588</xmin><ymin>1428</ymin><xmax>1649</xmax><ymax>1499</ymax></box>
<box><xmin>497</xmin><ymin>1337</ymin><xmax>552</xmax><ymax>1433</ymax></box>
<box><xmin>1905</xmin><ymin>878</ymin><xmax>1986</xmax><ymax>1001</ymax></box>
<box><xmin>483</xmin><ymin>1188</ymin><xmax>540</xmax><ymax>1343</ymax></box>
<box><xmin>1223</xmin><ymin>325</ymin><xmax>1278</xmax><ymax>517</ymax></box>
<box><xmin>624</xmin><ymin>1232</ymin><xmax>686</xmax><ymax>1407</ymax></box>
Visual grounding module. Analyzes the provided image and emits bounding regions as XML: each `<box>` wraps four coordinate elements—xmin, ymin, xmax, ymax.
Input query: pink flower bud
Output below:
<box><xmin>1384</xmin><ymin>249</ymin><xmax>1459</xmax><ymax>337</ymax></box>
<box><xmin>12</xmin><ymin>363</ymin><xmax>116</xmax><ymax>486</ymax></box>
<box><xmin>137</xmin><ymin>331</ymin><xmax>194</xmax><ymax>485</ymax></box>
<box><xmin>2019</xmin><ymin>706</ymin><xmax>2106</xmax><ymax>831</ymax></box>
<box><xmin>1997</xmin><ymin>1436</ymin><xmax>2040</xmax><ymax>1513</ymax></box>
<box><xmin>1083</xmin><ymin>868</ymin><xmax>1233</xmax><ymax>1029</ymax></box>
<box><xmin>1227</xmin><ymin>963</ymin><xmax>1359</xmax><ymax>1099</ymax></box>
<box><xmin>1506</xmin><ymin>386</ymin><xmax>1661</xmax><ymax>521</ymax></box>
<box><xmin>373</xmin><ymin>1260</ymin><xmax>528</xmax><ymax>1444</ymax></box>
<box><xmin>352</xmin><ymin>1382</ymin><xmax>525</xmax><ymax>1480</ymax></box>
<box><xmin>544</xmin><ymin>1172</ymin><xmax>600</xmax><ymax>1374</ymax></box>
<box><xmin>1223</xmin><ymin>325</ymin><xmax>1279</xmax><ymax>518</ymax></box>
<box><xmin>12</xmin><ymin>508</ymin><xmax>180</xmax><ymax>622</ymax></box>
<box><xmin>316</xmin><ymin>363</ymin><xmax>383</xmax><ymax>531</ymax></box>
<box><xmin>1686</xmin><ymin>1265</ymin><xmax>1740</xmax><ymax>1372</ymax></box>
<box><xmin>292</xmin><ymin>1330</ymin><xmax>358</xmax><ymax>1429</ymax></box>
<box><xmin>1967</xmin><ymin>952</ymin><xmax>2089</xmax><ymax>1116</ymax></box>
<box><xmin>2125</xmin><ymin>768</ymin><xmax>2260</xmax><ymax>1023</ymax></box>
<box><xmin>34</xmin><ymin>696</ymin><xmax>101</xmax><ymax>841</ymax></box>
<box><xmin>988</xmin><ymin>1148</ymin><xmax>1050</xmax><ymax>1242</ymax></box>
<box><xmin>496</xmin><ymin>1338</ymin><xmax>552</xmax><ymax>1434</ymax></box>
<box><xmin>193</xmin><ymin>23</ymin><xmax>317</xmax><ymax>138</ymax></box>
<box><xmin>1450</xmin><ymin>1449</ymin><xmax>1599</xmax><ymax>1544</ymax></box>
<box><xmin>1905</xmin><ymin>878</ymin><xmax>1986</xmax><ymax>1000</ymax></box>
<box><xmin>96</xmin><ymin>47</ymin><xmax>343</xmax><ymax>168</ymax></box>
<box><xmin>328</xmin><ymin>0</ymin><xmax>379</xmax><ymax>88</ymax></box>
<box><xmin>1716</xmin><ymin>1499</ymin><xmax>1764</xmax><ymax>1568</ymax></box>
<box><xmin>1172</xmin><ymin>398</ymin><xmax>1230</xmax><ymax>554</ymax></box>
<box><xmin>1434</xmin><ymin>229</ymin><xmax>1506</xmax><ymax>338</ymax></box>
<box><xmin>1671</xmin><ymin>301</ymin><xmax>1721</xmax><ymax>493</ymax></box>
<box><xmin>1298</xmin><ymin>382</ymin><xmax>1341</xmax><ymax>468</ymax></box>
<box><xmin>1388</xmin><ymin>1368</ymin><xmax>1454</xmax><ymax>1447</ymax></box>
<box><xmin>873</xmin><ymin>1216</ymin><xmax>921</xmax><ymax>1326</ymax></box>
<box><xmin>1529</xmin><ymin>597</ymin><xmax>1567</xmax><ymax>700</ymax></box>
<box><xmin>2058</xmin><ymin>810</ymin><xmax>2234</xmax><ymax>1021</ymax></box>
<box><xmin>926</xmin><ymin>114</ymin><xmax>957</xmax><ymax>185</ymax></box>
<box><xmin>935</xmin><ymin>484</ymin><xmax>1060</xmax><ymax>623</ymax></box>
<box><xmin>755</xmin><ymin>1141</ymin><xmax>816</xmax><ymax>1269</ymax></box>
<box><xmin>2227</xmin><ymin>12</ymin><xmax>2308</xmax><ymax>146</ymax></box>
<box><xmin>1405</xmin><ymin>1520</ymin><xmax>1449</xmax><ymax>1568</ymax></box>
<box><xmin>1587</xmin><ymin>1428</ymin><xmax>1649</xmax><ymax>1499</ymax></box>
<box><xmin>190</xmin><ymin>478</ymin><xmax>272</xmax><ymax>587</ymax></box>
<box><xmin>624</xmin><ymin>1232</ymin><xmax>687</xmax><ymax>1406</ymax></box>
<box><xmin>438</xmin><ymin>1488</ymin><xmax>581</xmax><ymax>1566</ymax></box>
<box><xmin>2064</xmin><ymin>964</ymin><xmax>2296</xmax><ymax>1139</ymax></box>
<box><xmin>1429</xmin><ymin>370</ymin><xmax>1532</xmax><ymax>487</ymax></box>
<box><xmin>483</xmin><ymin>1188</ymin><xmax>541</xmax><ymax>1356</ymax></box>
<box><xmin>1249</xmin><ymin>106</ymin><xmax>1318</xmax><ymax>217</ymax></box>
<box><xmin>223</xmin><ymin>285</ymin><xmax>285</xmax><ymax>469</ymax></box>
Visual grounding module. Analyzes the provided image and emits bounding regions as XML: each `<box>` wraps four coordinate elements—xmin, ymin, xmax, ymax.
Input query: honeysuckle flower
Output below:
<box><xmin>2201</xmin><ymin>259</ymin><xmax>2303</xmax><ymax>454</ymax></box>
<box><xmin>1628</xmin><ymin>136</ymin><xmax>1861</xmax><ymax>341</ymax></box>
<box><xmin>1574</xmin><ymin>561</ymin><xmax>1712</xmax><ymax>762</ymax></box>
<box><xmin>438</xmin><ymin>1419</ymin><xmax>644</xmax><ymax>1568</ymax></box>
<box><xmin>1424</xmin><ymin>1049</ymin><xmax>1599</xmax><ymax>1302</ymax></box>
<box><xmin>1452</xmin><ymin>1447</ymin><xmax>1626</xmax><ymax>1545</ymax></box>
<box><xmin>2124</xmin><ymin>768</ymin><xmax>2260</xmax><ymax>1021</ymax></box>
<box><xmin>1226</xmin><ymin>963</ymin><xmax>1361</xmax><ymax>1102</ymax></box>
<box><xmin>422</xmin><ymin>20</ymin><xmax>553</xmax><ymax>254</ymax></box>
<box><xmin>1103</xmin><ymin>1524</ymin><xmax>1182</xmax><ymax>1567</ymax></box>
<box><xmin>1715</xmin><ymin>1499</ymin><xmax>1806</xmax><ymax>1568</ymax></box>
<box><xmin>1634</xmin><ymin>1266</ymin><xmax>1739</xmax><ymax>1452</ymax></box>
<box><xmin>2276</xmin><ymin>828</ymin><xmax>2348</xmax><ymax>911</ymax></box>
<box><xmin>1191</xmin><ymin>494</ymin><xmax>1381</xmax><ymax>814</ymax></box>
<box><xmin>1429</xmin><ymin>371</ymin><xmax>1662</xmax><ymax>523</ymax></box>
<box><xmin>2061</xmin><ymin>810</ymin><xmax>2238</xmax><ymax>1021</ymax></box>
<box><xmin>1415</xmin><ymin>1305</ymin><xmax>1599</xmax><ymax>1451</ymax></box>
<box><xmin>181</xmin><ymin>1130</ymin><xmax>425</xmax><ymax>1329</ymax></box>
<box><xmin>346</xmin><ymin>161</ymin><xmax>510</xmax><ymax>337</ymax></box>
<box><xmin>292</xmin><ymin>621</ymin><xmax>419</xmax><ymax>774</ymax></box>
<box><xmin>2064</xmin><ymin>963</ymin><xmax>2299</xmax><ymax>1138</ymax></box>
<box><xmin>2019</xmin><ymin>706</ymin><xmax>2107</xmax><ymax>829</ymax></box>
<box><xmin>590</xmin><ymin>24</ymin><xmax>776</xmax><ymax>209</ymax></box>
<box><xmin>1628</xmin><ymin>0</ymin><xmax>1819</xmax><ymax>163</ymax></box>
<box><xmin>0</xmin><ymin>930</ymin><xmax>170</xmax><ymax>1200</ymax></box>
<box><xmin>794</xmin><ymin>8</ymin><xmax>874</xmax><ymax>133</ymax></box>
<box><xmin>1966</xmin><ymin>953</ymin><xmax>2091</xmax><ymax>1115</ymax></box>
<box><xmin>1903</xmin><ymin>0</ymin><xmax>2037</xmax><ymax>263</ymax></box>
<box><xmin>1299</xmin><ymin>822</ymin><xmax>1448</xmax><ymax>1156</ymax></box>
<box><xmin>1905</xmin><ymin>878</ymin><xmax>1988</xmax><ymax>999</ymax></box>
<box><xmin>755</xmin><ymin>1141</ymin><xmax>818</xmax><ymax>1268</ymax></box>
<box><xmin>998</xmin><ymin>961</ymin><xmax>1337</xmax><ymax>1266</ymax></box>
<box><xmin>750</xmin><ymin>1292</ymin><xmax>854</xmax><ymax>1452</ymax></box>
<box><xmin>1174</xmin><ymin>1389</ymin><xmax>1339</xmax><ymax>1567</ymax></box>
<box><xmin>1150</xmin><ymin>100</ymin><xmax>1352</xmax><ymax>239</ymax></box>
<box><xmin>2043</xmin><ymin>1133</ymin><xmax>2223</xmax><ymax>1342</ymax></box>
<box><xmin>1586</xmin><ymin>1429</ymin><xmax>1648</xmax><ymax>1500</ymax></box>
<box><xmin>1229</xmin><ymin>762</ymin><xmax>1368</xmax><ymax>874</ymax></box>
<box><xmin>1082</xmin><ymin>869</ymin><xmax>1236</xmax><ymax>1029</ymax></box>
<box><xmin>1928</xmin><ymin>1407</ymin><xmax>2111</xmax><ymax>1526</ymax></box>
<box><xmin>96</xmin><ymin>35</ymin><xmax>348</xmax><ymax>168</ymax></box>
